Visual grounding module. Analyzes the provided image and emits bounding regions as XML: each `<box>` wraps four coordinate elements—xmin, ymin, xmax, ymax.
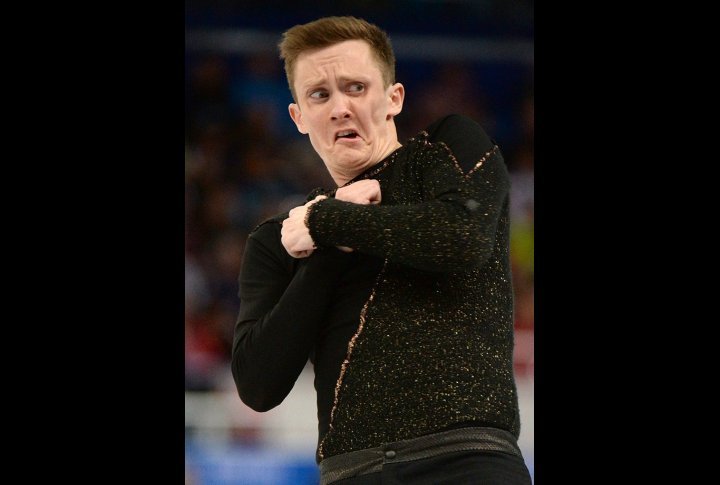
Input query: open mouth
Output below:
<box><xmin>335</xmin><ymin>129</ymin><xmax>360</xmax><ymax>141</ymax></box>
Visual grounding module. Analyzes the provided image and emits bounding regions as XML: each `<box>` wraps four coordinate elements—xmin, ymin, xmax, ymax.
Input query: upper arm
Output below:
<box><xmin>236</xmin><ymin>223</ymin><xmax>293</xmax><ymax>325</ymax></box>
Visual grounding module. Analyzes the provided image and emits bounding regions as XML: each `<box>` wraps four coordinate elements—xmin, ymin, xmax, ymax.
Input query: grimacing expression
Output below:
<box><xmin>288</xmin><ymin>39</ymin><xmax>404</xmax><ymax>185</ymax></box>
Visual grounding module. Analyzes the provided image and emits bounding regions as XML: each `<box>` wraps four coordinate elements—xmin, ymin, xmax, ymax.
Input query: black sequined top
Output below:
<box><xmin>232</xmin><ymin>114</ymin><xmax>521</xmax><ymax>463</ymax></box>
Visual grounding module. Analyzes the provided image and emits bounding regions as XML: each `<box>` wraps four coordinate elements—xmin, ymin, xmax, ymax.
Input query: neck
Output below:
<box><xmin>330</xmin><ymin>140</ymin><xmax>402</xmax><ymax>187</ymax></box>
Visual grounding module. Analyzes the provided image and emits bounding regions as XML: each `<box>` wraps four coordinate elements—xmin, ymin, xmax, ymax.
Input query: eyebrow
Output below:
<box><xmin>301</xmin><ymin>75</ymin><xmax>372</xmax><ymax>90</ymax></box>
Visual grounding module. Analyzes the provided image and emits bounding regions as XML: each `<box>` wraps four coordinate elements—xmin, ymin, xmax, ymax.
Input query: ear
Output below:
<box><xmin>288</xmin><ymin>103</ymin><xmax>308</xmax><ymax>134</ymax></box>
<box><xmin>386</xmin><ymin>83</ymin><xmax>405</xmax><ymax>118</ymax></box>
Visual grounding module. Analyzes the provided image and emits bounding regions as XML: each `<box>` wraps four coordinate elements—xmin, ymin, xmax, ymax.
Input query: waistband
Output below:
<box><xmin>319</xmin><ymin>426</ymin><xmax>522</xmax><ymax>485</ymax></box>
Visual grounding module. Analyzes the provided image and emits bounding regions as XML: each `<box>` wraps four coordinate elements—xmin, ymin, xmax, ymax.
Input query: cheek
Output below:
<box><xmin>371</xmin><ymin>96</ymin><xmax>389</xmax><ymax>119</ymax></box>
<box><xmin>307</xmin><ymin>131</ymin><xmax>328</xmax><ymax>155</ymax></box>
<box><xmin>310</xmin><ymin>109</ymin><xmax>330</xmax><ymax>130</ymax></box>
<box><xmin>300</xmin><ymin>113</ymin><xmax>322</xmax><ymax>138</ymax></box>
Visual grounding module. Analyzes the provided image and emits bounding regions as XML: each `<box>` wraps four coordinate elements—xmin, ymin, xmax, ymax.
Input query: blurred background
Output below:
<box><xmin>185</xmin><ymin>1</ymin><xmax>533</xmax><ymax>483</ymax></box>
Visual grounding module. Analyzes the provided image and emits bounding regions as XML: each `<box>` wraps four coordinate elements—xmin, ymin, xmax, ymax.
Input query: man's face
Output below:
<box><xmin>288</xmin><ymin>39</ymin><xmax>404</xmax><ymax>185</ymax></box>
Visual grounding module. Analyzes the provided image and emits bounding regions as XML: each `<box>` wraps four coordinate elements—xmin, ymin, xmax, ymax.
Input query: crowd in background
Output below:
<box><xmin>185</xmin><ymin>3</ymin><xmax>534</xmax><ymax>395</ymax></box>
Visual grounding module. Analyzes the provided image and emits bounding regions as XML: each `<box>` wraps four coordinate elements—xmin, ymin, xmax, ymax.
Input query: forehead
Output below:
<box><xmin>294</xmin><ymin>39</ymin><xmax>382</xmax><ymax>83</ymax></box>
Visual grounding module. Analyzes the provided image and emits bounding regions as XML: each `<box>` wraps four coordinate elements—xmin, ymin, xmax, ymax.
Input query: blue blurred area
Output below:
<box><xmin>185</xmin><ymin>441</ymin><xmax>533</xmax><ymax>484</ymax></box>
<box><xmin>185</xmin><ymin>0</ymin><xmax>533</xmax><ymax>38</ymax></box>
<box><xmin>186</xmin><ymin>442</ymin><xmax>320</xmax><ymax>485</ymax></box>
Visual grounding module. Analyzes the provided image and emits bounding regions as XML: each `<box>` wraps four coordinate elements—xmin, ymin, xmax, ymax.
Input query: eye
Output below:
<box><xmin>309</xmin><ymin>90</ymin><xmax>328</xmax><ymax>99</ymax></box>
<box><xmin>347</xmin><ymin>83</ymin><xmax>365</xmax><ymax>93</ymax></box>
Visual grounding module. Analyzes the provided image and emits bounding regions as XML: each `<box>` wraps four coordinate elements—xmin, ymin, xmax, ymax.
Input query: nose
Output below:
<box><xmin>330</xmin><ymin>94</ymin><xmax>352</xmax><ymax>121</ymax></box>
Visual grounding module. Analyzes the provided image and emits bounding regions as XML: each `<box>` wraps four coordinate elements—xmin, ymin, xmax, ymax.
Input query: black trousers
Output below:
<box><xmin>332</xmin><ymin>450</ymin><xmax>532</xmax><ymax>485</ymax></box>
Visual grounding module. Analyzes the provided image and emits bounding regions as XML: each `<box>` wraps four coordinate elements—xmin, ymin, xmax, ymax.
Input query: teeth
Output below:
<box><xmin>337</xmin><ymin>130</ymin><xmax>356</xmax><ymax>137</ymax></box>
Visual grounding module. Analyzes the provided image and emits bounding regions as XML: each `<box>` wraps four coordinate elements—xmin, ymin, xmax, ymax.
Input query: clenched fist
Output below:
<box><xmin>335</xmin><ymin>179</ymin><xmax>382</xmax><ymax>205</ymax></box>
<box><xmin>281</xmin><ymin>196</ymin><xmax>326</xmax><ymax>258</ymax></box>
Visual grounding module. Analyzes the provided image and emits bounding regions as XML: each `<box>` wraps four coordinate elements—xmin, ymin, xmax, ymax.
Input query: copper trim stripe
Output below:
<box><xmin>465</xmin><ymin>145</ymin><xmax>499</xmax><ymax>178</ymax></box>
<box><xmin>318</xmin><ymin>259</ymin><xmax>388</xmax><ymax>460</ymax></box>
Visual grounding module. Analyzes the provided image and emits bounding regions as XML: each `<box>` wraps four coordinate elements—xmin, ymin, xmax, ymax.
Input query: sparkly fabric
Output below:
<box><xmin>308</xmin><ymin>130</ymin><xmax>520</xmax><ymax>460</ymax></box>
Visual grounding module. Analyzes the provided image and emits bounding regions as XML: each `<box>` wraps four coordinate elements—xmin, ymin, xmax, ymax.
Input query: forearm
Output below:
<box><xmin>308</xmin><ymin>200</ymin><xmax>486</xmax><ymax>272</ymax></box>
<box><xmin>307</xmin><ymin>169</ymin><xmax>508</xmax><ymax>272</ymax></box>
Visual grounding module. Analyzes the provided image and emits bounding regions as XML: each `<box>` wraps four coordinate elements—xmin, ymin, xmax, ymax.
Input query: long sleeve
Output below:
<box><xmin>307</xmin><ymin>114</ymin><xmax>509</xmax><ymax>273</ymax></box>
<box><xmin>231</xmin><ymin>221</ymin><xmax>355</xmax><ymax>411</ymax></box>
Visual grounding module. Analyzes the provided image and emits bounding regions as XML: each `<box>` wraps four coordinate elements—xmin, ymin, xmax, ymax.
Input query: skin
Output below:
<box><xmin>281</xmin><ymin>40</ymin><xmax>404</xmax><ymax>258</ymax></box>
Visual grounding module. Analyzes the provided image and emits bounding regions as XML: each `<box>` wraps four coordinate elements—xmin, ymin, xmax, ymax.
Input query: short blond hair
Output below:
<box><xmin>278</xmin><ymin>16</ymin><xmax>396</xmax><ymax>102</ymax></box>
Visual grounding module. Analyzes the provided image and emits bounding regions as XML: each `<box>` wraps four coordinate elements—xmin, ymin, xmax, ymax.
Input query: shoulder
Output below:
<box><xmin>426</xmin><ymin>114</ymin><xmax>494</xmax><ymax>151</ymax></box>
<box><xmin>426</xmin><ymin>113</ymin><xmax>480</xmax><ymax>132</ymax></box>
<box><xmin>244</xmin><ymin>213</ymin><xmax>297</xmax><ymax>274</ymax></box>
<box><xmin>423</xmin><ymin>114</ymin><xmax>502</xmax><ymax>174</ymax></box>
<box><xmin>251</xmin><ymin>209</ymin><xmax>288</xmax><ymax>230</ymax></box>
<box><xmin>247</xmin><ymin>212</ymin><xmax>286</xmax><ymax>246</ymax></box>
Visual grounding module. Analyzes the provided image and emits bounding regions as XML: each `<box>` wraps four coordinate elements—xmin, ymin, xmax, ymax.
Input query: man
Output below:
<box><xmin>232</xmin><ymin>16</ymin><xmax>532</xmax><ymax>484</ymax></box>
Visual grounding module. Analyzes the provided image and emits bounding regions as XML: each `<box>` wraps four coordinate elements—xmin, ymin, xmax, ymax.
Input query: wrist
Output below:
<box><xmin>304</xmin><ymin>195</ymin><xmax>327</xmax><ymax>229</ymax></box>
